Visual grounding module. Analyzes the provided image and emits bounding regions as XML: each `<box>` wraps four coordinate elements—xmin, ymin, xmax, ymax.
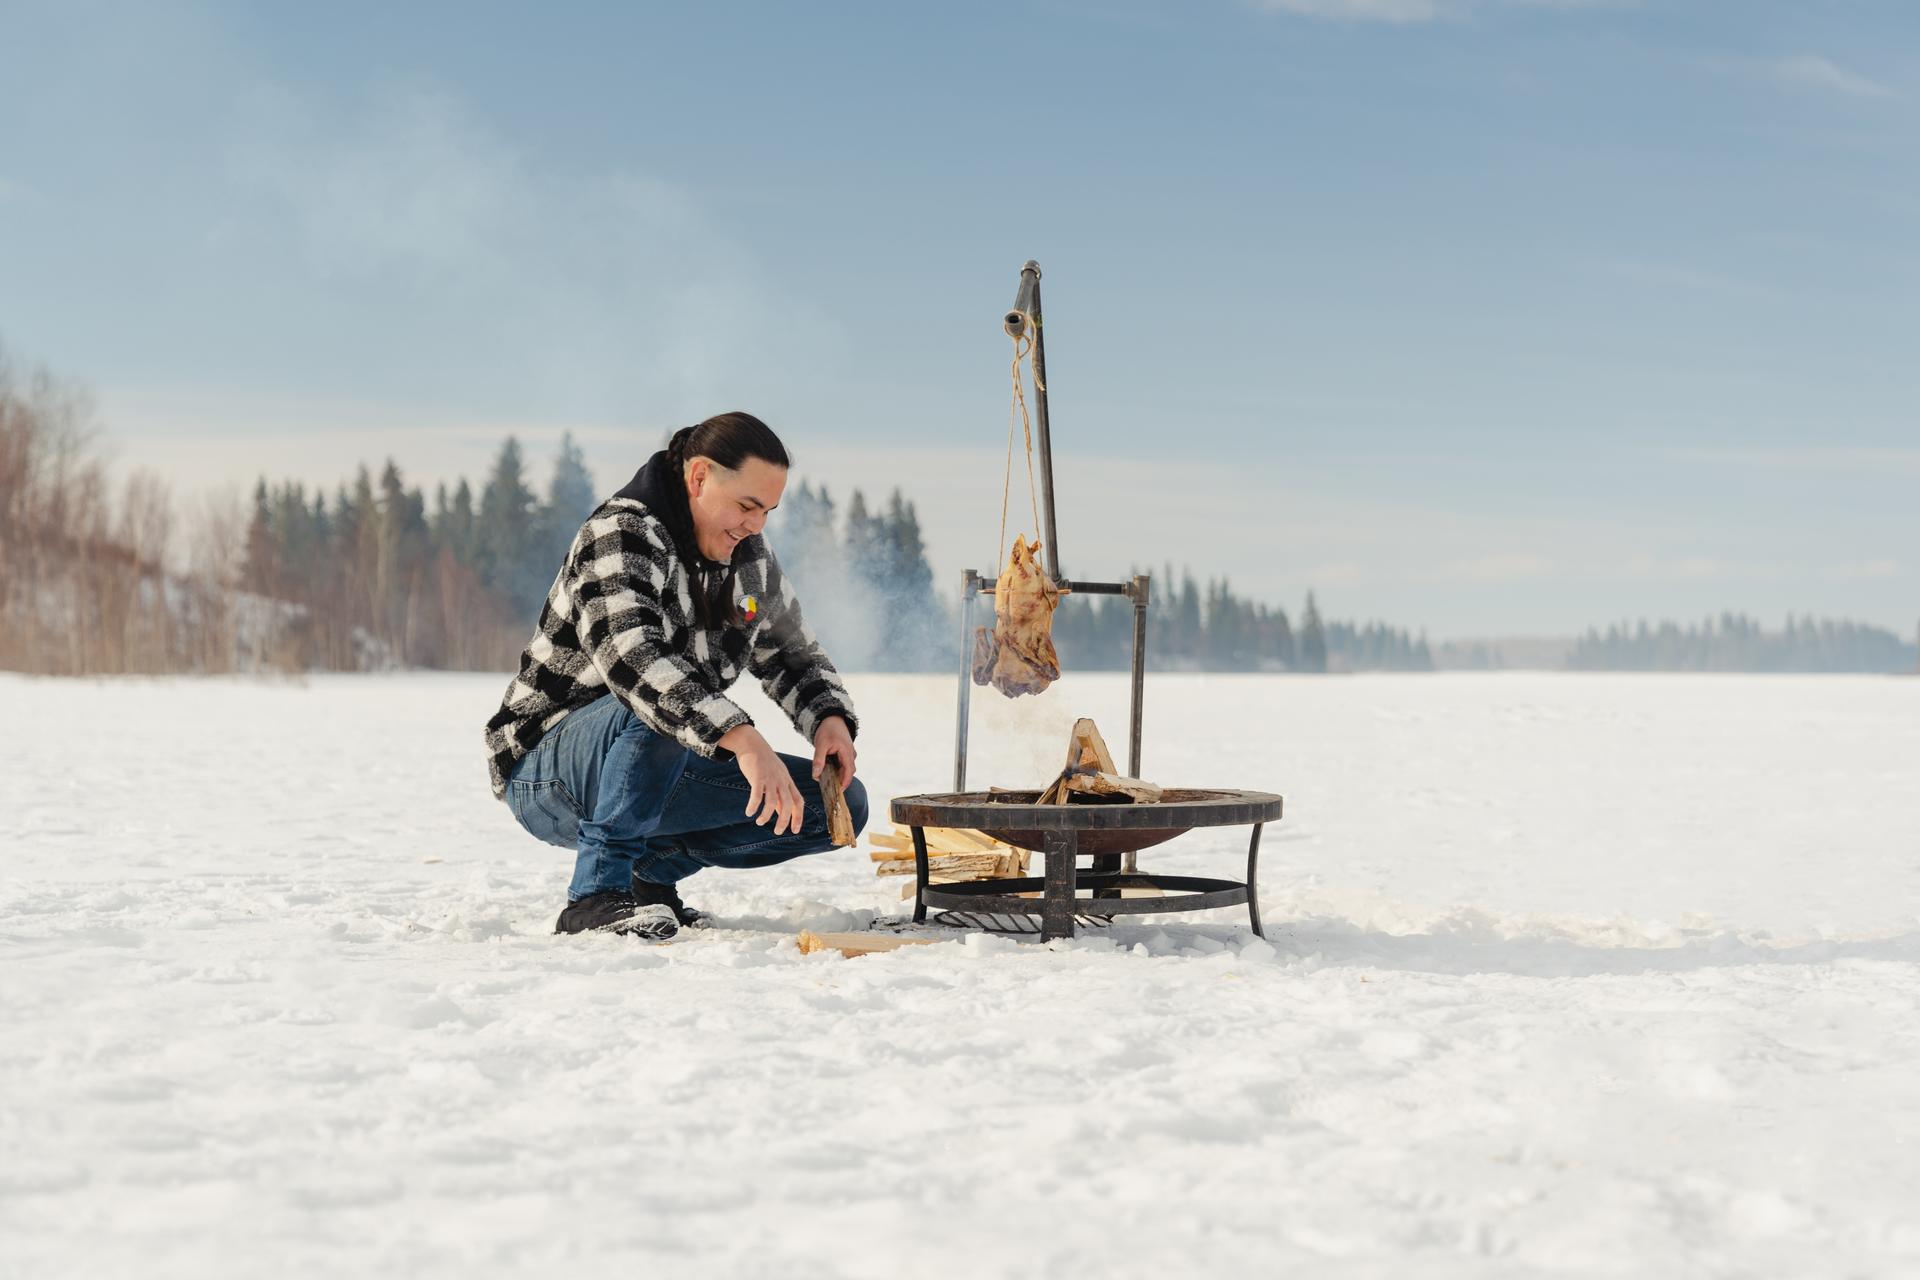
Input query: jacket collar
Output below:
<box><xmin>614</xmin><ymin>449</ymin><xmax>729</xmax><ymax>574</ymax></box>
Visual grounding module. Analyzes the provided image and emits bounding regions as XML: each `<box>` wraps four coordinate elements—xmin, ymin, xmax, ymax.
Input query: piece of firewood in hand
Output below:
<box><xmin>819</xmin><ymin>763</ymin><xmax>857</xmax><ymax>847</ymax></box>
<box><xmin>970</xmin><ymin>534</ymin><xmax>1061</xmax><ymax>698</ymax></box>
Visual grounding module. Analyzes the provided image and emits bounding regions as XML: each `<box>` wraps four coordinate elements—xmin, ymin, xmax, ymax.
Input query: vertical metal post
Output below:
<box><xmin>1007</xmin><ymin>261</ymin><xmax>1061</xmax><ymax>582</ymax></box>
<box><xmin>1127</xmin><ymin>573</ymin><xmax>1150</xmax><ymax>778</ymax></box>
<box><xmin>911</xmin><ymin>826</ymin><xmax>932</xmax><ymax>925</ymax></box>
<box><xmin>1028</xmin><ymin>267</ymin><xmax>1061</xmax><ymax>583</ymax></box>
<box><xmin>1042</xmin><ymin>829</ymin><xmax>1079</xmax><ymax>941</ymax></box>
<box><xmin>954</xmin><ymin>569</ymin><xmax>979</xmax><ymax>791</ymax></box>
<box><xmin>1124</xmin><ymin>572</ymin><xmax>1150</xmax><ymax>874</ymax></box>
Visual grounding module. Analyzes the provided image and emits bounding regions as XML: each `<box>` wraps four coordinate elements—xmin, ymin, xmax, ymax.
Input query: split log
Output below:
<box><xmin>868</xmin><ymin>818</ymin><xmax>1027</xmax><ymax>890</ymax></box>
<box><xmin>797</xmin><ymin>930</ymin><xmax>950</xmax><ymax>958</ymax></box>
<box><xmin>1033</xmin><ymin>718</ymin><xmax>1158</xmax><ymax>805</ymax></box>
<box><xmin>819</xmin><ymin>765</ymin><xmax>856</xmax><ymax>847</ymax></box>
<box><xmin>1068</xmin><ymin>717</ymin><xmax>1118</xmax><ymax>774</ymax></box>
<box><xmin>1061</xmin><ymin>770</ymin><xmax>1163</xmax><ymax>803</ymax></box>
<box><xmin>868</xmin><ymin>826</ymin><xmax>1005</xmax><ymax>856</ymax></box>
<box><xmin>874</xmin><ymin>851</ymin><xmax>1026</xmax><ymax>878</ymax></box>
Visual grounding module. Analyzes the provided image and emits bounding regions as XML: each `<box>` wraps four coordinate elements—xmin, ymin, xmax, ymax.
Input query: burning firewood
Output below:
<box><xmin>1037</xmin><ymin>717</ymin><xmax>1162</xmax><ymax>805</ymax></box>
<box><xmin>971</xmin><ymin>534</ymin><xmax>1061</xmax><ymax>698</ymax></box>
<box><xmin>1062</xmin><ymin>771</ymin><xmax>1163</xmax><ymax>803</ymax></box>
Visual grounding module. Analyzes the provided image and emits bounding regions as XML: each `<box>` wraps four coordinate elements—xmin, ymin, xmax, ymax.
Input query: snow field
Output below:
<box><xmin>4</xmin><ymin>671</ymin><xmax>1919</xmax><ymax>1277</ymax></box>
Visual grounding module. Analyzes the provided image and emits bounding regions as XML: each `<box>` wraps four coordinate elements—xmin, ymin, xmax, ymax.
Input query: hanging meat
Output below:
<box><xmin>971</xmin><ymin>534</ymin><xmax>1061</xmax><ymax>697</ymax></box>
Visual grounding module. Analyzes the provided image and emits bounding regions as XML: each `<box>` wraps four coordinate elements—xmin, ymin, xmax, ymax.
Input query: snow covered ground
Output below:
<box><xmin>5</xmin><ymin>670</ymin><xmax>1919</xmax><ymax>1277</ymax></box>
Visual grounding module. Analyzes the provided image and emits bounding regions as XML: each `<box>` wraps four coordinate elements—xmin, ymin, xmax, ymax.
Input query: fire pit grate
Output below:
<box><xmin>891</xmin><ymin>789</ymin><xmax>1283</xmax><ymax>941</ymax></box>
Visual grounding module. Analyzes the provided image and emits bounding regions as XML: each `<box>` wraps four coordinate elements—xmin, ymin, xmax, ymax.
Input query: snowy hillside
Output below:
<box><xmin>5</xmin><ymin>671</ymin><xmax>1919</xmax><ymax>1277</ymax></box>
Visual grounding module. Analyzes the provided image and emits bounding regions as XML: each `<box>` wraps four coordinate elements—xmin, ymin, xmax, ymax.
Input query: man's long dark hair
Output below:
<box><xmin>666</xmin><ymin>411</ymin><xmax>791</xmax><ymax>477</ymax></box>
<box><xmin>666</xmin><ymin>412</ymin><xmax>790</xmax><ymax>628</ymax></box>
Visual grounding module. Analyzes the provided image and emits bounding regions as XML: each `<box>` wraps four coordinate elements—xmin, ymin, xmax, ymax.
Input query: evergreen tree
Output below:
<box><xmin>768</xmin><ymin>479</ymin><xmax>876</xmax><ymax>669</ymax></box>
<box><xmin>539</xmin><ymin>432</ymin><xmax>598</xmax><ymax>568</ymax></box>
<box><xmin>1298</xmin><ymin>590</ymin><xmax>1328</xmax><ymax>673</ymax></box>
<box><xmin>477</xmin><ymin>437</ymin><xmax>546</xmax><ymax>619</ymax></box>
<box><xmin>446</xmin><ymin>479</ymin><xmax>477</xmax><ymax>565</ymax></box>
<box><xmin>844</xmin><ymin>489</ymin><xmax>883</xmax><ymax>577</ymax></box>
<box><xmin>875</xmin><ymin>489</ymin><xmax>943</xmax><ymax>669</ymax></box>
<box><xmin>429</xmin><ymin>482</ymin><xmax>452</xmax><ymax>548</ymax></box>
<box><xmin>243</xmin><ymin>479</ymin><xmax>274</xmax><ymax>594</ymax></box>
<box><xmin>1267</xmin><ymin>603</ymin><xmax>1295</xmax><ymax>670</ymax></box>
<box><xmin>1175</xmin><ymin>570</ymin><xmax>1202</xmax><ymax>665</ymax></box>
<box><xmin>775</xmin><ymin>479</ymin><xmax>839</xmax><ymax>581</ymax></box>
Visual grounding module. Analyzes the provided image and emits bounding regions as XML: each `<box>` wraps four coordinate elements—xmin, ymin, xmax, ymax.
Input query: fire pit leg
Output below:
<box><xmin>911</xmin><ymin>825</ymin><xmax>931</xmax><ymax>925</ymax></box>
<box><xmin>1091</xmin><ymin>852</ymin><xmax>1122</xmax><ymax>900</ymax></box>
<box><xmin>1246</xmin><ymin>822</ymin><xmax>1266</xmax><ymax>939</ymax></box>
<box><xmin>1042</xmin><ymin>829</ymin><xmax>1079</xmax><ymax>941</ymax></box>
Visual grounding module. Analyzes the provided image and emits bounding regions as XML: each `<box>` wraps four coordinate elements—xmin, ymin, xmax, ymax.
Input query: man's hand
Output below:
<box><xmin>811</xmin><ymin>715</ymin><xmax>856</xmax><ymax>788</ymax></box>
<box><xmin>719</xmin><ymin>724</ymin><xmax>805</xmax><ymax>836</ymax></box>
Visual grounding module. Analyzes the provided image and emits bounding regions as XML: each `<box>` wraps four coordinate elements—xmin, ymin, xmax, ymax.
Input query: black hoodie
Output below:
<box><xmin>614</xmin><ymin>449</ymin><xmax>738</xmax><ymax>629</ymax></box>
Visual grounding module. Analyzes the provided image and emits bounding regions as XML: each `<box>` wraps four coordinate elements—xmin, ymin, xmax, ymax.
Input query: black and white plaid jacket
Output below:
<box><xmin>484</xmin><ymin>497</ymin><xmax>857</xmax><ymax>799</ymax></box>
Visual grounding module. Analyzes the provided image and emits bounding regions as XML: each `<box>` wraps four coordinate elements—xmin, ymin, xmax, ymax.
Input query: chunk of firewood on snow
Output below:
<box><xmin>797</xmin><ymin>930</ymin><xmax>949</xmax><ymax>958</ymax></box>
<box><xmin>819</xmin><ymin>765</ymin><xmax>856</xmax><ymax>847</ymax></box>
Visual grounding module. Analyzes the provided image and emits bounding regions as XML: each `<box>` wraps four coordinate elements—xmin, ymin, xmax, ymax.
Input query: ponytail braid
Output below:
<box><xmin>665</xmin><ymin>425</ymin><xmax>696</xmax><ymax>476</ymax></box>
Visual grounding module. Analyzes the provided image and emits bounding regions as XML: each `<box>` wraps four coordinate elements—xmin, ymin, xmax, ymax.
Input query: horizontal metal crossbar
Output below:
<box><xmin>964</xmin><ymin>576</ymin><xmax>1138</xmax><ymax>597</ymax></box>
<box><xmin>920</xmin><ymin>873</ymin><xmax>1250</xmax><ymax>918</ymax></box>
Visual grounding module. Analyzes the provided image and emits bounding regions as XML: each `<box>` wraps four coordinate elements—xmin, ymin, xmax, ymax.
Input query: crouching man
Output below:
<box><xmin>484</xmin><ymin>412</ymin><xmax>867</xmax><ymax>940</ymax></box>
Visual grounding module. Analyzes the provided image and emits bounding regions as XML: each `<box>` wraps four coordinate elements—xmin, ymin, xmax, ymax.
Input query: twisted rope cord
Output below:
<box><xmin>994</xmin><ymin>318</ymin><xmax>1046</xmax><ymax>577</ymax></box>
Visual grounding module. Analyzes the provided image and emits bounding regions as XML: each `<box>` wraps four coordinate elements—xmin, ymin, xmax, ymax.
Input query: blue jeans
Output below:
<box><xmin>503</xmin><ymin>694</ymin><xmax>869</xmax><ymax>900</ymax></box>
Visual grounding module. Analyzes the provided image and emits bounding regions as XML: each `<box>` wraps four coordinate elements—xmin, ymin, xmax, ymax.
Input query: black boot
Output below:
<box><xmin>554</xmin><ymin>890</ymin><xmax>678</xmax><ymax>940</ymax></box>
<box><xmin>631</xmin><ymin>878</ymin><xmax>709</xmax><ymax>929</ymax></box>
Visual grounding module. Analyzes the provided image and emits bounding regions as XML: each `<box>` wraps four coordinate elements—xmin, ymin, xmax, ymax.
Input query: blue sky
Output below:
<box><xmin>2</xmin><ymin>0</ymin><xmax>1914</xmax><ymax>637</ymax></box>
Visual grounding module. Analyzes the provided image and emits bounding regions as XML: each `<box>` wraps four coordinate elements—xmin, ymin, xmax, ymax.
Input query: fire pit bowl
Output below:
<box><xmin>889</xmin><ymin>788</ymin><xmax>1283</xmax><ymax>941</ymax></box>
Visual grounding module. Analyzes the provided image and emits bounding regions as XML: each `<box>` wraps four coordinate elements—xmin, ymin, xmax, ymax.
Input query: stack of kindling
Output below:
<box><xmin>869</xmin><ymin>826</ymin><xmax>1030</xmax><ymax>899</ymax></box>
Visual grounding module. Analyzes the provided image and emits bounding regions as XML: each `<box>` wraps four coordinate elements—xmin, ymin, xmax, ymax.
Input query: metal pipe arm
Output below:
<box><xmin>1005</xmin><ymin>259</ymin><xmax>1040</xmax><ymax>338</ymax></box>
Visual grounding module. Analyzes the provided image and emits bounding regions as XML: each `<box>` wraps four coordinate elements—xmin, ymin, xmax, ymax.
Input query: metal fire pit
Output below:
<box><xmin>890</xmin><ymin>789</ymin><xmax>1284</xmax><ymax>941</ymax></box>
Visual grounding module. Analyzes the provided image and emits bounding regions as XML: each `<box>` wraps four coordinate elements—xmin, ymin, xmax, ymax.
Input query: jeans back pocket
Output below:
<box><xmin>507</xmin><ymin>778</ymin><xmax>584</xmax><ymax>850</ymax></box>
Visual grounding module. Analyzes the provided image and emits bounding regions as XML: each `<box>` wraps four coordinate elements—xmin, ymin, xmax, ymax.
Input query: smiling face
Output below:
<box><xmin>684</xmin><ymin>454</ymin><xmax>786</xmax><ymax>562</ymax></box>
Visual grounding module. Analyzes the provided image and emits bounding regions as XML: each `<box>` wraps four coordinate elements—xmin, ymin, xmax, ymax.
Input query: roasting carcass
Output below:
<box><xmin>970</xmin><ymin>535</ymin><xmax>1061</xmax><ymax>697</ymax></box>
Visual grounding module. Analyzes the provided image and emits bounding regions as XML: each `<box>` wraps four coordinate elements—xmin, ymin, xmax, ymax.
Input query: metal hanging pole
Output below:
<box><xmin>1124</xmin><ymin>571</ymin><xmax>1150</xmax><ymax>874</ymax></box>
<box><xmin>1127</xmin><ymin>573</ymin><xmax>1150</xmax><ymax>779</ymax></box>
<box><xmin>953</xmin><ymin>569</ymin><xmax>979</xmax><ymax>791</ymax></box>
<box><xmin>1005</xmin><ymin>260</ymin><xmax>1061</xmax><ymax>582</ymax></box>
<box><xmin>953</xmin><ymin>261</ymin><xmax>1151</xmax><ymax>804</ymax></box>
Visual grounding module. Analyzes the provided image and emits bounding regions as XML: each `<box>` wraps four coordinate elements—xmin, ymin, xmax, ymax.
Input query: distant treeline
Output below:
<box><xmin>7</xmin><ymin>349</ymin><xmax>1913</xmax><ymax>679</ymax></box>
<box><xmin>770</xmin><ymin>484</ymin><xmax>1433</xmax><ymax>673</ymax></box>
<box><xmin>240</xmin><ymin>436</ymin><xmax>598</xmax><ymax>670</ymax></box>
<box><xmin>239</xmin><ymin>446</ymin><xmax>953</xmax><ymax>673</ymax></box>
<box><xmin>1567</xmin><ymin>614</ymin><xmax>1919</xmax><ymax>674</ymax></box>
<box><xmin>771</xmin><ymin>480</ymin><xmax>945</xmax><ymax>671</ymax></box>
<box><xmin>1045</xmin><ymin>579</ymin><xmax>1432</xmax><ymax>673</ymax></box>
